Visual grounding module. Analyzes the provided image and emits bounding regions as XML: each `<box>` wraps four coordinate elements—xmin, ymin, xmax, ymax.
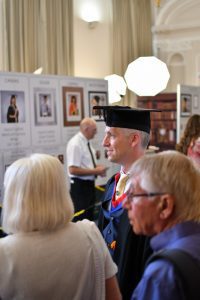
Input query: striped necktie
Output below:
<box><xmin>87</xmin><ymin>142</ymin><xmax>96</xmax><ymax>168</ymax></box>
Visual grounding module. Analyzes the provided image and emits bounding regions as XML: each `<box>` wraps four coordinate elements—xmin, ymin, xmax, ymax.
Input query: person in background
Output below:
<box><xmin>7</xmin><ymin>94</ymin><xmax>19</xmax><ymax>123</ymax></box>
<box><xmin>66</xmin><ymin>117</ymin><xmax>107</xmax><ymax>221</ymax></box>
<box><xmin>123</xmin><ymin>150</ymin><xmax>200</xmax><ymax>299</ymax></box>
<box><xmin>95</xmin><ymin>105</ymin><xmax>157</xmax><ymax>299</ymax></box>
<box><xmin>176</xmin><ymin>114</ymin><xmax>200</xmax><ymax>167</ymax></box>
<box><xmin>0</xmin><ymin>153</ymin><xmax>121</xmax><ymax>300</ymax></box>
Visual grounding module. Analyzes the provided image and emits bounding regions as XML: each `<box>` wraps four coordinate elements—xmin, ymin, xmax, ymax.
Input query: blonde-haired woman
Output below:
<box><xmin>0</xmin><ymin>153</ymin><xmax>121</xmax><ymax>300</ymax></box>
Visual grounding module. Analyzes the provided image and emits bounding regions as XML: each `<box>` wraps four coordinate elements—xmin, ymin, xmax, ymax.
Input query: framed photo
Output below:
<box><xmin>88</xmin><ymin>91</ymin><xmax>108</xmax><ymax>120</ymax></box>
<box><xmin>63</xmin><ymin>87</ymin><xmax>84</xmax><ymax>126</ymax></box>
<box><xmin>193</xmin><ymin>95</ymin><xmax>199</xmax><ymax>109</ymax></box>
<box><xmin>1</xmin><ymin>90</ymin><xmax>26</xmax><ymax>124</ymax></box>
<box><xmin>180</xmin><ymin>94</ymin><xmax>191</xmax><ymax>117</ymax></box>
<box><xmin>34</xmin><ymin>90</ymin><xmax>57</xmax><ymax>126</ymax></box>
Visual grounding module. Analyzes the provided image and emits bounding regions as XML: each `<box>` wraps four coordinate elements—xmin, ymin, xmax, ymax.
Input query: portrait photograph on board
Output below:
<box><xmin>88</xmin><ymin>91</ymin><xmax>108</xmax><ymax>120</ymax></box>
<box><xmin>0</xmin><ymin>90</ymin><xmax>25</xmax><ymax>124</ymax></box>
<box><xmin>181</xmin><ymin>94</ymin><xmax>192</xmax><ymax>116</ymax></box>
<box><xmin>62</xmin><ymin>86</ymin><xmax>84</xmax><ymax>126</ymax></box>
<box><xmin>34</xmin><ymin>89</ymin><xmax>57</xmax><ymax>126</ymax></box>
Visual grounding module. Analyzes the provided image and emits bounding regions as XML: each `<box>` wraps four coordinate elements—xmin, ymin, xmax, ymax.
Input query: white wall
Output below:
<box><xmin>74</xmin><ymin>0</ymin><xmax>200</xmax><ymax>92</ymax></box>
<box><xmin>73</xmin><ymin>0</ymin><xmax>112</xmax><ymax>79</ymax></box>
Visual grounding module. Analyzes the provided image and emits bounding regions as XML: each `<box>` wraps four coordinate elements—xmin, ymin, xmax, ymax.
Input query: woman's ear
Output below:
<box><xmin>159</xmin><ymin>194</ymin><xmax>175</xmax><ymax>220</ymax></box>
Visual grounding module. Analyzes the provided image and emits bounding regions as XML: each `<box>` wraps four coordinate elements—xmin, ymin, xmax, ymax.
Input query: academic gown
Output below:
<box><xmin>98</xmin><ymin>175</ymin><xmax>152</xmax><ymax>300</ymax></box>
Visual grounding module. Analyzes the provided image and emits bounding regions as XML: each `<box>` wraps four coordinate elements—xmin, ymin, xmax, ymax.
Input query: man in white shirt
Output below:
<box><xmin>66</xmin><ymin>117</ymin><xmax>107</xmax><ymax>221</ymax></box>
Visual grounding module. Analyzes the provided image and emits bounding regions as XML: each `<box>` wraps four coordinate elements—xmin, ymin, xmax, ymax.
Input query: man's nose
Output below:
<box><xmin>102</xmin><ymin>135</ymin><xmax>108</xmax><ymax>147</ymax></box>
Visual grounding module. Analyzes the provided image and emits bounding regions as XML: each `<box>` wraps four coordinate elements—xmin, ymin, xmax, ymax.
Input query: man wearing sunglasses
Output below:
<box><xmin>123</xmin><ymin>150</ymin><xmax>200</xmax><ymax>299</ymax></box>
<box><xmin>94</xmin><ymin>105</ymin><xmax>158</xmax><ymax>299</ymax></box>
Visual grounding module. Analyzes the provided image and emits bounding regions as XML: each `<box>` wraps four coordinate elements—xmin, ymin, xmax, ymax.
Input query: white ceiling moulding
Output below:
<box><xmin>152</xmin><ymin>22</ymin><xmax>200</xmax><ymax>34</ymax></box>
<box><xmin>155</xmin><ymin>0</ymin><xmax>200</xmax><ymax>28</ymax></box>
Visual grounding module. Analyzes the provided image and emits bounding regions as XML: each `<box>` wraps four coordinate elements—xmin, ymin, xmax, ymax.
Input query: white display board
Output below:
<box><xmin>0</xmin><ymin>71</ymin><xmax>119</xmax><ymax>202</ymax></box>
<box><xmin>29</xmin><ymin>75</ymin><xmax>61</xmax><ymax>147</ymax></box>
<box><xmin>0</xmin><ymin>73</ymin><xmax>31</xmax><ymax>150</ymax></box>
<box><xmin>177</xmin><ymin>84</ymin><xmax>200</xmax><ymax>142</ymax></box>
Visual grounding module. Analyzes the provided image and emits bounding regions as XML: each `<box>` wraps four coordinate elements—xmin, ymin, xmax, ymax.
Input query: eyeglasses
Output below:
<box><xmin>125</xmin><ymin>192</ymin><xmax>167</xmax><ymax>204</ymax></box>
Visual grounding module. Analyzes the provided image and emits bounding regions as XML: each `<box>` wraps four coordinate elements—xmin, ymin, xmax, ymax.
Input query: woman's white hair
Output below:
<box><xmin>130</xmin><ymin>150</ymin><xmax>200</xmax><ymax>222</ymax></box>
<box><xmin>2</xmin><ymin>153</ymin><xmax>74</xmax><ymax>233</ymax></box>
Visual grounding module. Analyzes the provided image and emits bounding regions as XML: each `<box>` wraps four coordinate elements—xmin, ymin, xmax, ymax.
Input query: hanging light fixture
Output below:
<box><xmin>33</xmin><ymin>67</ymin><xmax>43</xmax><ymax>74</ymax></box>
<box><xmin>104</xmin><ymin>74</ymin><xmax>127</xmax><ymax>104</ymax></box>
<box><xmin>124</xmin><ymin>56</ymin><xmax>170</xmax><ymax>97</ymax></box>
<box><xmin>80</xmin><ymin>2</ymin><xmax>100</xmax><ymax>29</ymax></box>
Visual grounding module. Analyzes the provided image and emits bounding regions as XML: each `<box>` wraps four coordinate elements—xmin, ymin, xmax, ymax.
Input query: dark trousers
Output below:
<box><xmin>70</xmin><ymin>178</ymin><xmax>96</xmax><ymax>222</ymax></box>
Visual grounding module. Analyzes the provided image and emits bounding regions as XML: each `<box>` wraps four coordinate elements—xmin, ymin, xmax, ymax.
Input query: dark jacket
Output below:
<box><xmin>98</xmin><ymin>175</ymin><xmax>152</xmax><ymax>300</ymax></box>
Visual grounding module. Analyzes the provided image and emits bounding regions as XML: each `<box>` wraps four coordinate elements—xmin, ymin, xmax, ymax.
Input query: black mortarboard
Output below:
<box><xmin>93</xmin><ymin>105</ymin><xmax>160</xmax><ymax>134</ymax></box>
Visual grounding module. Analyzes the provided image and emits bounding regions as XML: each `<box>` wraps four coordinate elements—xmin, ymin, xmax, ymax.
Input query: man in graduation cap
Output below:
<box><xmin>95</xmin><ymin>105</ymin><xmax>156</xmax><ymax>299</ymax></box>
